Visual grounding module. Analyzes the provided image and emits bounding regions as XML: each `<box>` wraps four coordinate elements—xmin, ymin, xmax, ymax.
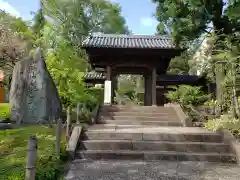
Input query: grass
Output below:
<box><xmin>0</xmin><ymin>126</ymin><xmax>67</xmax><ymax>180</ymax></box>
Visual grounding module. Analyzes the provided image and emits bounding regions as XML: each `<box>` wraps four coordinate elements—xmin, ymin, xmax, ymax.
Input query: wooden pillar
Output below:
<box><xmin>111</xmin><ymin>74</ymin><xmax>117</xmax><ymax>104</ymax></box>
<box><xmin>152</xmin><ymin>68</ymin><xmax>157</xmax><ymax>106</ymax></box>
<box><xmin>163</xmin><ymin>85</ymin><xmax>166</xmax><ymax>104</ymax></box>
<box><xmin>144</xmin><ymin>74</ymin><xmax>152</xmax><ymax>106</ymax></box>
<box><xmin>0</xmin><ymin>83</ymin><xmax>4</xmax><ymax>103</ymax></box>
<box><xmin>106</xmin><ymin>66</ymin><xmax>111</xmax><ymax>80</ymax></box>
<box><xmin>207</xmin><ymin>83</ymin><xmax>213</xmax><ymax>100</ymax></box>
<box><xmin>144</xmin><ymin>75</ymin><xmax>148</xmax><ymax>106</ymax></box>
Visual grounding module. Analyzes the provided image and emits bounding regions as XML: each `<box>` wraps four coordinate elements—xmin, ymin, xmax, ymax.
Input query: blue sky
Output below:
<box><xmin>0</xmin><ymin>0</ymin><xmax>158</xmax><ymax>35</ymax></box>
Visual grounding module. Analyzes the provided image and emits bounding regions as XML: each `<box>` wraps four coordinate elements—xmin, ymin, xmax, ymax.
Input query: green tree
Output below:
<box><xmin>31</xmin><ymin>1</ymin><xmax>46</xmax><ymax>47</ymax></box>
<box><xmin>40</xmin><ymin>22</ymin><xmax>88</xmax><ymax>107</ymax></box>
<box><xmin>211</xmin><ymin>33</ymin><xmax>240</xmax><ymax>117</ymax></box>
<box><xmin>167</xmin><ymin>51</ymin><xmax>190</xmax><ymax>75</ymax></box>
<box><xmin>44</xmin><ymin>0</ymin><xmax>130</xmax><ymax>46</ymax></box>
<box><xmin>0</xmin><ymin>11</ymin><xmax>33</xmax><ymax>88</ymax></box>
<box><xmin>39</xmin><ymin>0</ymin><xmax>130</xmax><ymax>107</ymax></box>
<box><xmin>152</xmin><ymin>0</ymin><xmax>240</xmax><ymax>45</ymax></box>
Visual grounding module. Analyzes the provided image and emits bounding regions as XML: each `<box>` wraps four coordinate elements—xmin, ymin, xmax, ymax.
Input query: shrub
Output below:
<box><xmin>205</xmin><ymin>114</ymin><xmax>240</xmax><ymax>137</ymax></box>
<box><xmin>204</xmin><ymin>99</ymin><xmax>217</xmax><ymax>107</ymax></box>
<box><xmin>167</xmin><ymin>85</ymin><xmax>208</xmax><ymax>107</ymax></box>
<box><xmin>84</xmin><ymin>87</ymin><xmax>103</xmax><ymax>111</ymax></box>
<box><xmin>0</xmin><ymin>103</ymin><xmax>10</xmax><ymax>120</ymax></box>
<box><xmin>167</xmin><ymin>86</ymin><xmax>209</xmax><ymax>124</ymax></box>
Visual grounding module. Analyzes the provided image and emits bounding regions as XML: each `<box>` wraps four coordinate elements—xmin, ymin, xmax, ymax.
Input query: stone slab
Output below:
<box><xmin>9</xmin><ymin>48</ymin><xmax>62</xmax><ymax>124</ymax></box>
<box><xmin>97</xmin><ymin>119</ymin><xmax>182</xmax><ymax>126</ymax></box>
<box><xmin>65</xmin><ymin>160</ymin><xmax>240</xmax><ymax>180</ymax></box>
<box><xmin>100</xmin><ymin>111</ymin><xmax>174</xmax><ymax>116</ymax></box>
<box><xmin>85</xmin><ymin>132</ymin><xmax>143</xmax><ymax>140</ymax></box>
<box><xmin>142</xmin><ymin>133</ymin><xmax>222</xmax><ymax>142</ymax></box>
<box><xmin>100</xmin><ymin>115</ymin><xmax>180</xmax><ymax>121</ymax></box>
<box><xmin>218</xmin><ymin>128</ymin><xmax>240</xmax><ymax>165</ymax></box>
<box><xmin>81</xmin><ymin>140</ymin><xmax>230</xmax><ymax>153</ymax></box>
<box><xmin>67</xmin><ymin>126</ymin><xmax>82</xmax><ymax>158</ymax></box>
<box><xmin>76</xmin><ymin>150</ymin><xmax>236</xmax><ymax>163</ymax></box>
<box><xmin>81</xmin><ymin>140</ymin><xmax>133</xmax><ymax>150</ymax></box>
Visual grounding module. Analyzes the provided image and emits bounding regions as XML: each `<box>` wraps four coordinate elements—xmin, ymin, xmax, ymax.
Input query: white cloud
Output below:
<box><xmin>0</xmin><ymin>0</ymin><xmax>20</xmax><ymax>17</ymax></box>
<box><xmin>140</xmin><ymin>17</ymin><xmax>155</xmax><ymax>27</ymax></box>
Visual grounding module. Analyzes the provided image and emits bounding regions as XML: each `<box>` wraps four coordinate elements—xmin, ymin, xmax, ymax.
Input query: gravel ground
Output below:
<box><xmin>65</xmin><ymin>160</ymin><xmax>240</xmax><ymax>180</ymax></box>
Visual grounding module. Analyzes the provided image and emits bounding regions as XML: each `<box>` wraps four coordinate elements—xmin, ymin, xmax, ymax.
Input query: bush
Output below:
<box><xmin>0</xmin><ymin>103</ymin><xmax>10</xmax><ymax>121</ymax></box>
<box><xmin>66</xmin><ymin>87</ymin><xmax>104</xmax><ymax>124</ymax></box>
<box><xmin>84</xmin><ymin>87</ymin><xmax>103</xmax><ymax>111</ymax></box>
<box><xmin>204</xmin><ymin>99</ymin><xmax>217</xmax><ymax>108</ymax></box>
<box><xmin>205</xmin><ymin>114</ymin><xmax>240</xmax><ymax>137</ymax></box>
<box><xmin>167</xmin><ymin>86</ymin><xmax>209</xmax><ymax>124</ymax></box>
<box><xmin>167</xmin><ymin>85</ymin><xmax>208</xmax><ymax>107</ymax></box>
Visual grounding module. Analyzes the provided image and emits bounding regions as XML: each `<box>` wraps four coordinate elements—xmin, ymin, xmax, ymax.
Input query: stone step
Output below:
<box><xmin>84</xmin><ymin>131</ymin><xmax>222</xmax><ymax>142</ymax></box>
<box><xmin>99</xmin><ymin>112</ymin><xmax>178</xmax><ymax>117</ymax></box>
<box><xmin>80</xmin><ymin>140</ymin><xmax>231</xmax><ymax>153</ymax></box>
<box><xmin>87</xmin><ymin>124</ymin><xmax>162</xmax><ymax>130</ymax></box>
<box><xmin>76</xmin><ymin>150</ymin><xmax>237</xmax><ymax>163</ymax></box>
<box><xmin>101</xmin><ymin>106</ymin><xmax>175</xmax><ymax>113</ymax></box>
<box><xmin>96</xmin><ymin>120</ymin><xmax>182</xmax><ymax>126</ymax></box>
<box><xmin>99</xmin><ymin>116</ymin><xmax>179</xmax><ymax>122</ymax></box>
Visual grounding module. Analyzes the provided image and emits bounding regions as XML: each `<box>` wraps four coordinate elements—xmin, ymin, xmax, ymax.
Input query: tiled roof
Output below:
<box><xmin>83</xmin><ymin>71</ymin><xmax>106</xmax><ymax>80</ymax></box>
<box><xmin>82</xmin><ymin>34</ymin><xmax>177</xmax><ymax>49</ymax></box>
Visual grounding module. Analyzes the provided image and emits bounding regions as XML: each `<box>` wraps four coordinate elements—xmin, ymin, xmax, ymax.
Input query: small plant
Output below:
<box><xmin>204</xmin><ymin>99</ymin><xmax>217</xmax><ymax>107</ymax></box>
<box><xmin>167</xmin><ymin>85</ymin><xmax>209</xmax><ymax>124</ymax></box>
<box><xmin>78</xmin><ymin>106</ymin><xmax>91</xmax><ymax>124</ymax></box>
<box><xmin>205</xmin><ymin>114</ymin><xmax>240</xmax><ymax>138</ymax></box>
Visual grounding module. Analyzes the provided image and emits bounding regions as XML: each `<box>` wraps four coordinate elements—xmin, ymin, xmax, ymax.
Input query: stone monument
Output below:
<box><xmin>9</xmin><ymin>48</ymin><xmax>62</xmax><ymax>124</ymax></box>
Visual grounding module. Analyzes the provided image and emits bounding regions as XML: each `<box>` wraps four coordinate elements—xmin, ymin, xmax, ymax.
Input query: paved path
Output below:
<box><xmin>65</xmin><ymin>160</ymin><xmax>240</xmax><ymax>180</ymax></box>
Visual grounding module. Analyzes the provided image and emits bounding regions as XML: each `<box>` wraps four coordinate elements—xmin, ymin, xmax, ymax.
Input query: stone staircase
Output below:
<box><xmin>76</xmin><ymin>105</ymin><xmax>237</xmax><ymax>163</ymax></box>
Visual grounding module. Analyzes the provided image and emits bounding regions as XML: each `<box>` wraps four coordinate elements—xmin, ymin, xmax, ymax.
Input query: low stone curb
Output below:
<box><xmin>0</xmin><ymin>123</ymin><xmax>20</xmax><ymax>130</ymax></box>
<box><xmin>164</xmin><ymin>103</ymin><xmax>190</xmax><ymax>127</ymax></box>
<box><xmin>67</xmin><ymin>126</ymin><xmax>82</xmax><ymax>159</ymax></box>
<box><xmin>217</xmin><ymin>128</ymin><xmax>240</xmax><ymax>165</ymax></box>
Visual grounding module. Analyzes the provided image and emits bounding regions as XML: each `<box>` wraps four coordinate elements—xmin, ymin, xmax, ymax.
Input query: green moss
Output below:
<box><xmin>0</xmin><ymin>126</ymin><xmax>67</xmax><ymax>180</ymax></box>
<box><xmin>0</xmin><ymin>103</ymin><xmax>10</xmax><ymax>120</ymax></box>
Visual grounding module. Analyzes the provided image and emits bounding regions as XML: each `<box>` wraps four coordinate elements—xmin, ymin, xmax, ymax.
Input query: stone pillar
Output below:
<box><xmin>215</xmin><ymin>63</ymin><xmax>224</xmax><ymax>117</ymax></box>
<box><xmin>144</xmin><ymin>74</ymin><xmax>152</xmax><ymax>106</ymax></box>
<box><xmin>104</xmin><ymin>66</ymin><xmax>112</xmax><ymax>105</ymax></box>
<box><xmin>152</xmin><ymin>68</ymin><xmax>157</xmax><ymax>106</ymax></box>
